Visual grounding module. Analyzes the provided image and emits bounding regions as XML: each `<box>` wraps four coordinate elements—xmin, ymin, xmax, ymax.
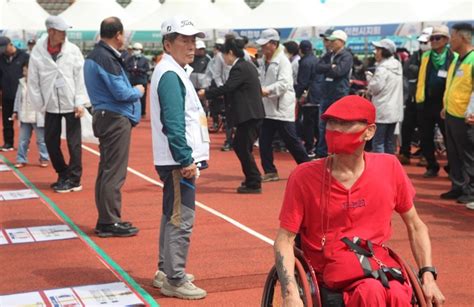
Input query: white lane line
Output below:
<box><xmin>82</xmin><ymin>145</ymin><xmax>275</xmax><ymax>246</ymax></box>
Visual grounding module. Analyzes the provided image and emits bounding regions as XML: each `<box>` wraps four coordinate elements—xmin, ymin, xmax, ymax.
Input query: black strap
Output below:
<box><xmin>341</xmin><ymin>237</ymin><xmax>373</xmax><ymax>257</ymax></box>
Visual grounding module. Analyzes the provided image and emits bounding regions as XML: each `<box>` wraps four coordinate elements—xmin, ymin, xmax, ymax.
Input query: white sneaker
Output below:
<box><xmin>152</xmin><ymin>270</ymin><xmax>195</xmax><ymax>288</ymax></box>
<box><xmin>466</xmin><ymin>202</ymin><xmax>474</xmax><ymax>210</ymax></box>
<box><xmin>160</xmin><ymin>279</ymin><xmax>207</xmax><ymax>300</ymax></box>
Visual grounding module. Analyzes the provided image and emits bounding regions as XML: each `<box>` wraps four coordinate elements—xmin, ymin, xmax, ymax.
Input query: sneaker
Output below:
<box><xmin>54</xmin><ymin>180</ymin><xmax>83</xmax><ymax>193</ymax></box>
<box><xmin>440</xmin><ymin>189</ymin><xmax>463</xmax><ymax>200</ymax></box>
<box><xmin>397</xmin><ymin>155</ymin><xmax>410</xmax><ymax>165</ymax></box>
<box><xmin>95</xmin><ymin>221</ymin><xmax>133</xmax><ymax>234</ymax></box>
<box><xmin>466</xmin><ymin>202</ymin><xmax>474</xmax><ymax>210</ymax></box>
<box><xmin>457</xmin><ymin>194</ymin><xmax>474</xmax><ymax>204</ymax></box>
<box><xmin>422</xmin><ymin>168</ymin><xmax>438</xmax><ymax>178</ymax></box>
<box><xmin>50</xmin><ymin>177</ymin><xmax>66</xmax><ymax>189</ymax></box>
<box><xmin>220</xmin><ymin>143</ymin><xmax>232</xmax><ymax>152</ymax></box>
<box><xmin>96</xmin><ymin>223</ymin><xmax>139</xmax><ymax>238</ymax></box>
<box><xmin>153</xmin><ymin>270</ymin><xmax>195</xmax><ymax>288</ymax></box>
<box><xmin>307</xmin><ymin>151</ymin><xmax>316</xmax><ymax>159</ymax></box>
<box><xmin>237</xmin><ymin>185</ymin><xmax>262</xmax><ymax>194</ymax></box>
<box><xmin>1</xmin><ymin>144</ymin><xmax>14</xmax><ymax>152</ymax></box>
<box><xmin>39</xmin><ymin>160</ymin><xmax>49</xmax><ymax>168</ymax></box>
<box><xmin>262</xmin><ymin>172</ymin><xmax>279</xmax><ymax>182</ymax></box>
<box><xmin>14</xmin><ymin>162</ymin><xmax>26</xmax><ymax>168</ymax></box>
<box><xmin>160</xmin><ymin>279</ymin><xmax>207</xmax><ymax>300</ymax></box>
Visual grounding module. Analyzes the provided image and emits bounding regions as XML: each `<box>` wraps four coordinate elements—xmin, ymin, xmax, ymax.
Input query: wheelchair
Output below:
<box><xmin>261</xmin><ymin>246</ymin><xmax>427</xmax><ymax>307</ymax></box>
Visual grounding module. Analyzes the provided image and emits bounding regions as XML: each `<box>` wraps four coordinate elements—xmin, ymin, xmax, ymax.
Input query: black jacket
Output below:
<box><xmin>294</xmin><ymin>53</ymin><xmax>322</xmax><ymax>106</ymax></box>
<box><xmin>125</xmin><ymin>55</ymin><xmax>150</xmax><ymax>85</ymax></box>
<box><xmin>315</xmin><ymin>48</ymin><xmax>353</xmax><ymax>104</ymax></box>
<box><xmin>0</xmin><ymin>49</ymin><xmax>29</xmax><ymax>99</ymax></box>
<box><xmin>205</xmin><ymin>58</ymin><xmax>265</xmax><ymax>127</ymax></box>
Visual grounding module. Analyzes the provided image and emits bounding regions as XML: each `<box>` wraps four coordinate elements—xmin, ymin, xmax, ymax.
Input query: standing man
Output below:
<box><xmin>84</xmin><ymin>17</ymin><xmax>144</xmax><ymax>237</ymax></box>
<box><xmin>28</xmin><ymin>16</ymin><xmax>88</xmax><ymax>192</ymax></box>
<box><xmin>0</xmin><ymin>36</ymin><xmax>29</xmax><ymax>151</ymax></box>
<box><xmin>149</xmin><ymin>16</ymin><xmax>209</xmax><ymax>299</ymax></box>
<box><xmin>416</xmin><ymin>25</ymin><xmax>455</xmax><ymax>178</ymax></box>
<box><xmin>441</xmin><ymin>23</ymin><xmax>474</xmax><ymax>208</ymax></box>
<box><xmin>125</xmin><ymin>42</ymin><xmax>150</xmax><ymax>118</ymax></box>
<box><xmin>315</xmin><ymin>30</ymin><xmax>353</xmax><ymax>158</ymax></box>
<box><xmin>257</xmin><ymin>28</ymin><xmax>310</xmax><ymax>182</ymax></box>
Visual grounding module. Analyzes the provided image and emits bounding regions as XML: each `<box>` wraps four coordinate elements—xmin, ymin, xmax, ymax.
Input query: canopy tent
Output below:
<box><xmin>129</xmin><ymin>0</ymin><xmax>228</xmax><ymax>31</ymax></box>
<box><xmin>424</xmin><ymin>0</ymin><xmax>473</xmax><ymax>23</ymax></box>
<box><xmin>126</xmin><ymin>0</ymin><xmax>161</xmax><ymax>24</ymax></box>
<box><xmin>60</xmin><ymin>0</ymin><xmax>131</xmax><ymax>31</ymax></box>
<box><xmin>0</xmin><ymin>0</ymin><xmax>48</xmax><ymax>30</ymax></box>
<box><xmin>211</xmin><ymin>0</ymin><xmax>254</xmax><ymax>29</ymax></box>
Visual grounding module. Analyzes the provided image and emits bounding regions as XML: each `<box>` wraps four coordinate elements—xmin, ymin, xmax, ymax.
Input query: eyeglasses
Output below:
<box><xmin>419</xmin><ymin>42</ymin><xmax>428</xmax><ymax>45</ymax></box>
<box><xmin>429</xmin><ymin>36</ymin><xmax>444</xmax><ymax>42</ymax></box>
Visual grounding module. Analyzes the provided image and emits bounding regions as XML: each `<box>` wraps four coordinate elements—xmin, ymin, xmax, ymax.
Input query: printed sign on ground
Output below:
<box><xmin>0</xmin><ymin>189</ymin><xmax>38</xmax><ymax>201</ymax></box>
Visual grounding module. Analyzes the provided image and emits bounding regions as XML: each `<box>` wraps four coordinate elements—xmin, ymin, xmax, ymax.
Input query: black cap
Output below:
<box><xmin>0</xmin><ymin>36</ymin><xmax>11</xmax><ymax>55</ymax></box>
<box><xmin>319</xmin><ymin>28</ymin><xmax>334</xmax><ymax>38</ymax></box>
<box><xmin>27</xmin><ymin>39</ymin><xmax>36</xmax><ymax>45</ymax></box>
<box><xmin>299</xmin><ymin>40</ymin><xmax>313</xmax><ymax>53</ymax></box>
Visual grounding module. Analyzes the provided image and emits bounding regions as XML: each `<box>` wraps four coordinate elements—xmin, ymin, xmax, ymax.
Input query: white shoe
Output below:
<box><xmin>152</xmin><ymin>270</ymin><xmax>195</xmax><ymax>288</ymax></box>
<box><xmin>466</xmin><ymin>202</ymin><xmax>474</xmax><ymax>210</ymax></box>
<box><xmin>160</xmin><ymin>279</ymin><xmax>207</xmax><ymax>300</ymax></box>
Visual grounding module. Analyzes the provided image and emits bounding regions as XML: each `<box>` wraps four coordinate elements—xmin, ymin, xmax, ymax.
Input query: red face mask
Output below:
<box><xmin>326</xmin><ymin>128</ymin><xmax>367</xmax><ymax>155</ymax></box>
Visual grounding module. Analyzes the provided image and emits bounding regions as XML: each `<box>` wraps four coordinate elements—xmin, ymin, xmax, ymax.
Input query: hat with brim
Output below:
<box><xmin>256</xmin><ymin>28</ymin><xmax>280</xmax><ymax>45</ymax></box>
<box><xmin>321</xmin><ymin>95</ymin><xmax>376</xmax><ymax>124</ymax></box>
<box><xmin>327</xmin><ymin>30</ymin><xmax>348</xmax><ymax>42</ymax></box>
<box><xmin>372</xmin><ymin>38</ymin><xmax>396</xmax><ymax>54</ymax></box>
<box><xmin>161</xmin><ymin>16</ymin><xmax>205</xmax><ymax>38</ymax></box>
<box><xmin>45</xmin><ymin>15</ymin><xmax>71</xmax><ymax>31</ymax></box>
<box><xmin>319</xmin><ymin>28</ymin><xmax>334</xmax><ymax>38</ymax></box>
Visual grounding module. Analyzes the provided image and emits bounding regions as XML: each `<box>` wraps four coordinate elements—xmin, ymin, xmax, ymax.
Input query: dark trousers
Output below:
<box><xmin>232</xmin><ymin>119</ymin><xmax>262</xmax><ymax>188</ymax></box>
<box><xmin>301</xmin><ymin>106</ymin><xmax>319</xmax><ymax>153</ymax></box>
<box><xmin>133</xmin><ymin>83</ymin><xmax>147</xmax><ymax>116</ymax></box>
<box><xmin>45</xmin><ymin>112</ymin><xmax>82</xmax><ymax>183</ymax></box>
<box><xmin>400</xmin><ymin>98</ymin><xmax>418</xmax><ymax>157</ymax></box>
<box><xmin>1</xmin><ymin>97</ymin><xmax>14</xmax><ymax>146</ymax></box>
<box><xmin>417</xmin><ymin>104</ymin><xmax>445</xmax><ymax>171</ymax></box>
<box><xmin>92</xmin><ymin>110</ymin><xmax>132</xmax><ymax>224</ymax></box>
<box><xmin>445</xmin><ymin>114</ymin><xmax>474</xmax><ymax>195</ymax></box>
<box><xmin>259</xmin><ymin>118</ymin><xmax>309</xmax><ymax>174</ymax></box>
<box><xmin>316</xmin><ymin>98</ymin><xmax>334</xmax><ymax>157</ymax></box>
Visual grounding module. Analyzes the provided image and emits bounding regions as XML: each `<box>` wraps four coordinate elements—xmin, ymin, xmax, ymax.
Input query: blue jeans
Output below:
<box><xmin>16</xmin><ymin>122</ymin><xmax>49</xmax><ymax>163</ymax></box>
<box><xmin>372</xmin><ymin>123</ymin><xmax>396</xmax><ymax>154</ymax></box>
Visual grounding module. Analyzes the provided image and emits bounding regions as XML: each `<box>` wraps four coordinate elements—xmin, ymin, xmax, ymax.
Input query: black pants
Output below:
<box><xmin>133</xmin><ymin>83</ymin><xmax>147</xmax><ymax>116</ymax></box>
<box><xmin>1</xmin><ymin>97</ymin><xmax>14</xmax><ymax>146</ymax></box>
<box><xmin>45</xmin><ymin>112</ymin><xmax>82</xmax><ymax>183</ymax></box>
<box><xmin>445</xmin><ymin>114</ymin><xmax>474</xmax><ymax>195</ymax></box>
<box><xmin>233</xmin><ymin>119</ymin><xmax>262</xmax><ymax>188</ymax></box>
<box><xmin>259</xmin><ymin>119</ymin><xmax>310</xmax><ymax>174</ymax></box>
<box><xmin>93</xmin><ymin>110</ymin><xmax>132</xmax><ymax>224</ymax></box>
<box><xmin>400</xmin><ymin>97</ymin><xmax>418</xmax><ymax>157</ymax></box>
<box><xmin>417</xmin><ymin>103</ymin><xmax>445</xmax><ymax>171</ymax></box>
<box><xmin>301</xmin><ymin>106</ymin><xmax>319</xmax><ymax>153</ymax></box>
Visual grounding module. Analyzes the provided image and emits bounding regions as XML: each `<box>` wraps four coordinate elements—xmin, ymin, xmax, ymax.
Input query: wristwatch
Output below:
<box><xmin>419</xmin><ymin>266</ymin><xmax>438</xmax><ymax>280</ymax></box>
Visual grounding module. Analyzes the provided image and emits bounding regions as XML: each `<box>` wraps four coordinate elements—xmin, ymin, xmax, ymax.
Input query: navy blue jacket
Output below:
<box><xmin>125</xmin><ymin>55</ymin><xmax>150</xmax><ymax>85</ymax></box>
<box><xmin>0</xmin><ymin>49</ymin><xmax>29</xmax><ymax>99</ymax></box>
<box><xmin>84</xmin><ymin>41</ymin><xmax>142</xmax><ymax>125</ymax></box>
<box><xmin>315</xmin><ymin>48</ymin><xmax>353</xmax><ymax>105</ymax></box>
<box><xmin>294</xmin><ymin>53</ymin><xmax>322</xmax><ymax>106</ymax></box>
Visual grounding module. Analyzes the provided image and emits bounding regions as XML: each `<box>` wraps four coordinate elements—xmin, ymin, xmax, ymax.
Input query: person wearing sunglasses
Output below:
<box><xmin>415</xmin><ymin>25</ymin><xmax>455</xmax><ymax>178</ymax></box>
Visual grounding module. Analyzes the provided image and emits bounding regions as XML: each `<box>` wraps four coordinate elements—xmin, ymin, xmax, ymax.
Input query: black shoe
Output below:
<box><xmin>1</xmin><ymin>144</ymin><xmax>14</xmax><ymax>152</ymax></box>
<box><xmin>96</xmin><ymin>223</ymin><xmax>139</xmax><ymax>238</ymax></box>
<box><xmin>221</xmin><ymin>143</ymin><xmax>232</xmax><ymax>151</ymax></box>
<box><xmin>237</xmin><ymin>186</ymin><xmax>262</xmax><ymax>194</ymax></box>
<box><xmin>443</xmin><ymin>165</ymin><xmax>450</xmax><ymax>174</ymax></box>
<box><xmin>54</xmin><ymin>180</ymin><xmax>82</xmax><ymax>193</ymax></box>
<box><xmin>50</xmin><ymin>177</ymin><xmax>67</xmax><ymax>189</ymax></box>
<box><xmin>95</xmin><ymin>221</ymin><xmax>133</xmax><ymax>234</ymax></box>
<box><xmin>440</xmin><ymin>189</ymin><xmax>463</xmax><ymax>200</ymax></box>
<box><xmin>457</xmin><ymin>194</ymin><xmax>474</xmax><ymax>204</ymax></box>
<box><xmin>423</xmin><ymin>168</ymin><xmax>439</xmax><ymax>178</ymax></box>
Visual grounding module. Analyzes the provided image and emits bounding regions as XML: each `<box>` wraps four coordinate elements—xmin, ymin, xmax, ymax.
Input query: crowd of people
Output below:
<box><xmin>0</xmin><ymin>12</ymin><xmax>472</xmax><ymax>304</ymax></box>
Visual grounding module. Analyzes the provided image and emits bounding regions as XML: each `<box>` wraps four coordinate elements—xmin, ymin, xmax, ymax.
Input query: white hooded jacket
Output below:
<box><xmin>368</xmin><ymin>56</ymin><xmax>404</xmax><ymax>124</ymax></box>
<box><xmin>28</xmin><ymin>36</ymin><xmax>89</xmax><ymax>114</ymax></box>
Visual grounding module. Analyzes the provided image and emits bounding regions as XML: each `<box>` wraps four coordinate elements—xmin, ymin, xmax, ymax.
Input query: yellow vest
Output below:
<box><xmin>444</xmin><ymin>51</ymin><xmax>474</xmax><ymax>118</ymax></box>
<box><xmin>415</xmin><ymin>51</ymin><xmax>431</xmax><ymax>103</ymax></box>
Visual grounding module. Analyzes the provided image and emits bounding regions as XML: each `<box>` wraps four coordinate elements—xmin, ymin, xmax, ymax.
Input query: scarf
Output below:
<box><xmin>431</xmin><ymin>47</ymin><xmax>448</xmax><ymax>70</ymax></box>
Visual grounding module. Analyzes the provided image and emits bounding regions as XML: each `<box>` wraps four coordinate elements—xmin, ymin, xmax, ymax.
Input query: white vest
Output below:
<box><xmin>150</xmin><ymin>54</ymin><xmax>210</xmax><ymax>166</ymax></box>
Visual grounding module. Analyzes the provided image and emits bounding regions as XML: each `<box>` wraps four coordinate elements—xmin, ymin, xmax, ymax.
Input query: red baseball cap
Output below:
<box><xmin>321</xmin><ymin>95</ymin><xmax>376</xmax><ymax>124</ymax></box>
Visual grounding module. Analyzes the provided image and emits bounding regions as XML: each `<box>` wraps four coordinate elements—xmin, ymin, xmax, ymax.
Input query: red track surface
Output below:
<box><xmin>1</xmin><ymin>115</ymin><xmax>473</xmax><ymax>306</ymax></box>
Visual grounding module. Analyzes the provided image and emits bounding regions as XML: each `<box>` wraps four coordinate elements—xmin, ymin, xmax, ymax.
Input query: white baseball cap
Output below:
<box><xmin>215</xmin><ymin>38</ymin><xmax>225</xmax><ymax>45</ymax></box>
<box><xmin>196</xmin><ymin>40</ymin><xmax>206</xmax><ymax>49</ymax></box>
<box><xmin>161</xmin><ymin>16</ymin><xmax>205</xmax><ymax>38</ymax></box>
<box><xmin>418</xmin><ymin>27</ymin><xmax>433</xmax><ymax>43</ymax></box>
<box><xmin>256</xmin><ymin>28</ymin><xmax>280</xmax><ymax>45</ymax></box>
<box><xmin>132</xmin><ymin>42</ymin><xmax>143</xmax><ymax>50</ymax></box>
<box><xmin>45</xmin><ymin>15</ymin><xmax>71</xmax><ymax>31</ymax></box>
<box><xmin>327</xmin><ymin>30</ymin><xmax>348</xmax><ymax>42</ymax></box>
<box><xmin>372</xmin><ymin>38</ymin><xmax>397</xmax><ymax>54</ymax></box>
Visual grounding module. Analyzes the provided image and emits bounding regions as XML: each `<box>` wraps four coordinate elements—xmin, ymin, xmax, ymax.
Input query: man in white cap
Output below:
<box><xmin>416</xmin><ymin>25</ymin><xmax>455</xmax><ymax>179</ymax></box>
<box><xmin>315</xmin><ymin>29</ymin><xmax>353</xmax><ymax>158</ymax></box>
<box><xmin>398</xmin><ymin>27</ymin><xmax>433</xmax><ymax>165</ymax></box>
<box><xmin>28</xmin><ymin>16</ymin><xmax>89</xmax><ymax>193</ymax></box>
<box><xmin>190</xmin><ymin>39</ymin><xmax>211</xmax><ymax>93</ymax></box>
<box><xmin>149</xmin><ymin>16</ymin><xmax>209</xmax><ymax>300</ymax></box>
<box><xmin>256</xmin><ymin>28</ymin><xmax>310</xmax><ymax>183</ymax></box>
<box><xmin>206</xmin><ymin>37</ymin><xmax>227</xmax><ymax>132</ymax></box>
<box><xmin>124</xmin><ymin>42</ymin><xmax>150</xmax><ymax>118</ymax></box>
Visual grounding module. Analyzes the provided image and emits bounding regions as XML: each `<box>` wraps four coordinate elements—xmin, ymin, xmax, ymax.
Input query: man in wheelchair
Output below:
<box><xmin>273</xmin><ymin>95</ymin><xmax>445</xmax><ymax>306</ymax></box>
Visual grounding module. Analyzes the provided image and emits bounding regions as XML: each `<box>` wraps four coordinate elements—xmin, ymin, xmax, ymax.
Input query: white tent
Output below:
<box><xmin>211</xmin><ymin>0</ymin><xmax>254</xmax><ymax>29</ymax></box>
<box><xmin>60</xmin><ymin>0</ymin><xmax>131</xmax><ymax>31</ymax></box>
<box><xmin>0</xmin><ymin>0</ymin><xmax>48</xmax><ymax>30</ymax></box>
<box><xmin>126</xmin><ymin>0</ymin><xmax>161</xmax><ymax>24</ymax></box>
<box><xmin>129</xmin><ymin>0</ymin><xmax>228</xmax><ymax>31</ymax></box>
